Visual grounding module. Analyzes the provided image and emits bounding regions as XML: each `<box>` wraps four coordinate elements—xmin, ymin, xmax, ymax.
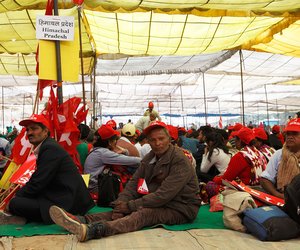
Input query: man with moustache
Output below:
<box><xmin>49</xmin><ymin>121</ymin><xmax>201</xmax><ymax>242</ymax></box>
<box><xmin>260</xmin><ymin>118</ymin><xmax>300</xmax><ymax>199</ymax></box>
<box><xmin>0</xmin><ymin>114</ymin><xmax>94</xmax><ymax>225</ymax></box>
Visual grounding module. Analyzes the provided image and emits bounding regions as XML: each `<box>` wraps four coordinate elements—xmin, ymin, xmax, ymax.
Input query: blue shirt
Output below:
<box><xmin>179</xmin><ymin>136</ymin><xmax>200</xmax><ymax>154</ymax></box>
<box><xmin>260</xmin><ymin>149</ymin><xmax>282</xmax><ymax>184</ymax></box>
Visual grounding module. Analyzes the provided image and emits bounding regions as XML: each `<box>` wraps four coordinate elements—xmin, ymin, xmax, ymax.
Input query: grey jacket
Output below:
<box><xmin>117</xmin><ymin>144</ymin><xmax>201</xmax><ymax>221</ymax></box>
<box><xmin>84</xmin><ymin>147</ymin><xmax>141</xmax><ymax>192</ymax></box>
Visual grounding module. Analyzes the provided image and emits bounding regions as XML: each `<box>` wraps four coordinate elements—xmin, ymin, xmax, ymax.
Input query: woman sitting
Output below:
<box><xmin>84</xmin><ymin>125</ymin><xmax>141</xmax><ymax>194</ymax></box>
<box><xmin>253</xmin><ymin>127</ymin><xmax>276</xmax><ymax>162</ymax></box>
<box><xmin>199</xmin><ymin>132</ymin><xmax>231</xmax><ymax>183</ymax></box>
<box><xmin>213</xmin><ymin>127</ymin><xmax>267</xmax><ymax>186</ymax></box>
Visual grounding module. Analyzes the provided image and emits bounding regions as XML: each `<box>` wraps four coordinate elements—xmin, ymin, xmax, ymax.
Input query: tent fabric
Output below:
<box><xmin>2</xmin><ymin>0</ymin><xmax>300</xmax><ymax>17</ymax></box>
<box><xmin>0</xmin><ymin>1</ymin><xmax>300</xmax><ymax>124</ymax></box>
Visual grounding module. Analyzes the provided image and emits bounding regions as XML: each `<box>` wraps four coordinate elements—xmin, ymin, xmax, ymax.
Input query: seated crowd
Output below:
<box><xmin>1</xmin><ymin>109</ymin><xmax>300</xmax><ymax>243</ymax></box>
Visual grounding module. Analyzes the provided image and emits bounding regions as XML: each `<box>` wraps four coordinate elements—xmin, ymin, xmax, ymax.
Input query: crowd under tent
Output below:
<box><xmin>0</xmin><ymin>0</ymin><xmax>300</xmax><ymax>129</ymax></box>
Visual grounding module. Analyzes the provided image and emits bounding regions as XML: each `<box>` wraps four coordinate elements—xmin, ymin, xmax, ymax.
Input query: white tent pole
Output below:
<box><xmin>264</xmin><ymin>84</ymin><xmax>270</xmax><ymax>126</ymax></box>
<box><xmin>22</xmin><ymin>94</ymin><xmax>25</xmax><ymax>119</ymax></box>
<box><xmin>276</xmin><ymin>99</ymin><xmax>279</xmax><ymax>122</ymax></box>
<box><xmin>239</xmin><ymin>50</ymin><xmax>245</xmax><ymax>125</ymax></box>
<box><xmin>257</xmin><ymin>103</ymin><xmax>260</xmax><ymax>125</ymax></box>
<box><xmin>202</xmin><ymin>72</ymin><xmax>208</xmax><ymax>125</ymax></box>
<box><xmin>92</xmin><ymin>55</ymin><xmax>97</xmax><ymax>128</ymax></box>
<box><xmin>179</xmin><ymin>84</ymin><xmax>184</xmax><ymax>127</ymax></box>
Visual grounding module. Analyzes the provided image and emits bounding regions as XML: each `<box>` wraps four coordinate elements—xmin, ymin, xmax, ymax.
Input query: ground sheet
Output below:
<box><xmin>0</xmin><ymin>205</ymin><xmax>225</xmax><ymax>237</ymax></box>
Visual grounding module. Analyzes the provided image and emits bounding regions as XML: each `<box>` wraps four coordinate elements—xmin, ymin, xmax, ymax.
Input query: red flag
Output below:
<box><xmin>137</xmin><ymin>178</ymin><xmax>149</xmax><ymax>195</ymax></box>
<box><xmin>11</xmin><ymin>128</ymin><xmax>32</xmax><ymax>165</ymax></box>
<box><xmin>42</xmin><ymin>87</ymin><xmax>60</xmax><ymax>136</ymax></box>
<box><xmin>10</xmin><ymin>154</ymin><xmax>36</xmax><ymax>186</ymax></box>
<box><xmin>218</xmin><ymin>115</ymin><xmax>223</xmax><ymax>129</ymax></box>
<box><xmin>58</xmin><ymin>97</ymin><xmax>81</xmax><ymax>121</ymax></box>
<box><xmin>57</xmin><ymin>97</ymin><xmax>82</xmax><ymax>172</ymax></box>
<box><xmin>74</xmin><ymin>105</ymin><xmax>88</xmax><ymax>124</ymax></box>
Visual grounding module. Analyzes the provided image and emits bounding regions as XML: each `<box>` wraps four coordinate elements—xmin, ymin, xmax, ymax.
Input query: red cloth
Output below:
<box><xmin>11</xmin><ymin>128</ymin><xmax>32</xmax><ymax>165</ymax></box>
<box><xmin>213</xmin><ymin>152</ymin><xmax>252</xmax><ymax>185</ymax></box>
<box><xmin>278</xmin><ymin>133</ymin><xmax>284</xmax><ymax>144</ymax></box>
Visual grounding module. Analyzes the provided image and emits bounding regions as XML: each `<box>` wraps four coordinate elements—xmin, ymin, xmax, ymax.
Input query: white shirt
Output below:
<box><xmin>135</xmin><ymin>142</ymin><xmax>152</xmax><ymax>159</ymax></box>
<box><xmin>200</xmin><ymin>148</ymin><xmax>231</xmax><ymax>174</ymax></box>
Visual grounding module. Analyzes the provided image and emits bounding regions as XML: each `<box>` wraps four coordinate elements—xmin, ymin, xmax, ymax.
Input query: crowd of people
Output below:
<box><xmin>1</xmin><ymin>102</ymin><xmax>300</xmax><ymax>243</ymax></box>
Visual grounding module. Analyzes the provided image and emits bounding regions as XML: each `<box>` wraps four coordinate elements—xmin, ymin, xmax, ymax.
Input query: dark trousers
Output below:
<box><xmin>9</xmin><ymin>196</ymin><xmax>43</xmax><ymax>222</ymax></box>
<box><xmin>85</xmin><ymin>207</ymin><xmax>190</xmax><ymax>237</ymax></box>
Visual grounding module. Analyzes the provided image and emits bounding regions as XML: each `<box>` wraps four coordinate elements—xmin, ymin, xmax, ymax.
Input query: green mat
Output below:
<box><xmin>0</xmin><ymin>205</ymin><xmax>225</xmax><ymax>237</ymax></box>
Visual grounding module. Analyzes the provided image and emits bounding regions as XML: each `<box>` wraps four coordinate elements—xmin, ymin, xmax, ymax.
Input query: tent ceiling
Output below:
<box><xmin>0</xmin><ymin>1</ymin><xmax>300</xmax><ymax>124</ymax></box>
<box><xmin>2</xmin><ymin>1</ymin><xmax>300</xmax><ymax>15</ymax></box>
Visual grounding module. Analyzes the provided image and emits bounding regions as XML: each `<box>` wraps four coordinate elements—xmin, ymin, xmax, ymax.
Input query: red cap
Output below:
<box><xmin>135</xmin><ymin>129</ymin><xmax>141</xmax><ymax>137</ymax></box>
<box><xmin>178</xmin><ymin>127</ymin><xmax>187</xmax><ymax>133</ymax></box>
<box><xmin>166</xmin><ymin>125</ymin><xmax>178</xmax><ymax>141</ymax></box>
<box><xmin>236</xmin><ymin>127</ymin><xmax>255</xmax><ymax>145</ymax></box>
<box><xmin>144</xmin><ymin>121</ymin><xmax>167</xmax><ymax>135</ymax></box>
<box><xmin>106</xmin><ymin>119</ymin><xmax>117</xmax><ymax>129</ymax></box>
<box><xmin>98</xmin><ymin>124</ymin><xmax>120</xmax><ymax>140</ymax></box>
<box><xmin>187</xmin><ymin>129</ymin><xmax>193</xmax><ymax>134</ymax></box>
<box><xmin>229</xmin><ymin>130</ymin><xmax>238</xmax><ymax>140</ymax></box>
<box><xmin>19</xmin><ymin>114</ymin><xmax>50</xmax><ymax>129</ymax></box>
<box><xmin>232</xmin><ymin>123</ymin><xmax>243</xmax><ymax>131</ymax></box>
<box><xmin>272</xmin><ymin>125</ymin><xmax>280</xmax><ymax>134</ymax></box>
<box><xmin>253</xmin><ymin>128</ymin><xmax>268</xmax><ymax>140</ymax></box>
<box><xmin>284</xmin><ymin>118</ymin><xmax>300</xmax><ymax>132</ymax></box>
<box><xmin>148</xmin><ymin>101</ymin><xmax>154</xmax><ymax>108</ymax></box>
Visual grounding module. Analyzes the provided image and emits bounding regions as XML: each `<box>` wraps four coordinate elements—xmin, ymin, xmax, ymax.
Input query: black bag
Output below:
<box><xmin>284</xmin><ymin>174</ymin><xmax>300</xmax><ymax>224</ymax></box>
<box><xmin>97</xmin><ymin>168</ymin><xmax>121</xmax><ymax>207</ymax></box>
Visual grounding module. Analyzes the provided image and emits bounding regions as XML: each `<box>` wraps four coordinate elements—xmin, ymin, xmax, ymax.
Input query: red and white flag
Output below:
<box><xmin>137</xmin><ymin>178</ymin><xmax>149</xmax><ymax>195</ymax></box>
<box><xmin>218</xmin><ymin>115</ymin><xmax>223</xmax><ymax>129</ymax></box>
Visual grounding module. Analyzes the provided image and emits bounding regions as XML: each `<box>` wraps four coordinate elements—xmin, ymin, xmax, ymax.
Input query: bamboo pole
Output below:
<box><xmin>53</xmin><ymin>0</ymin><xmax>63</xmax><ymax>105</ymax></box>
<box><xmin>77</xmin><ymin>5</ymin><xmax>86</xmax><ymax>124</ymax></box>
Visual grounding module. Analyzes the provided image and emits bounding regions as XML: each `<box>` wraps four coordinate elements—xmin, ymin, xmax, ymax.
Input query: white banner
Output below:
<box><xmin>36</xmin><ymin>15</ymin><xmax>75</xmax><ymax>41</ymax></box>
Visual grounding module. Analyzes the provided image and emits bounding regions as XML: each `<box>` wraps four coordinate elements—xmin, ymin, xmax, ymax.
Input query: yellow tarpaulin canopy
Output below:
<box><xmin>0</xmin><ymin>0</ymin><xmax>300</xmax><ymax>125</ymax></box>
<box><xmin>0</xmin><ymin>1</ymin><xmax>300</xmax><ymax>76</ymax></box>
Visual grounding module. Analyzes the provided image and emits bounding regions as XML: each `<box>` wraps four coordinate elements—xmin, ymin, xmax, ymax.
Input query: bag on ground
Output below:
<box><xmin>243</xmin><ymin>206</ymin><xmax>300</xmax><ymax>241</ymax></box>
<box><xmin>284</xmin><ymin>173</ymin><xmax>300</xmax><ymax>224</ymax></box>
<box><xmin>97</xmin><ymin>165</ymin><xmax>132</xmax><ymax>207</ymax></box>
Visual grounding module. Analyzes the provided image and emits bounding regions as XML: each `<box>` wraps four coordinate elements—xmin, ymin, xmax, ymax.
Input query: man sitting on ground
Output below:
<box><xmin>0</xmin><ymin>114</ymin><xmax>94</xmax><ymax>225</ymax></box>
<box><xmin>49</xmin><ymin>121</ymin><xmax>201</xmax><ymax>242</ymax></box>
<box><xmin>260</xmin><ymin>118</ymin><xmax>300</xmax><ymax>198</ymax></box>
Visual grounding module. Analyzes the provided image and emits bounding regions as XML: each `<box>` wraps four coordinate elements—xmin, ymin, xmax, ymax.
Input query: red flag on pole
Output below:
<box><xmin>11</xmin><ymin>128</ymin><xmax>32</xmax><ymax>165</ymax></box>
<box><xmin>218</xmin><ymin>115</ymin><xmax>223</xmax><ymax>129</ymax></box>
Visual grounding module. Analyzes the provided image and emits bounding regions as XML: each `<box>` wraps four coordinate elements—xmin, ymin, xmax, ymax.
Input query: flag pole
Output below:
<box><xmin>77</xmin><ymin>4</ymin><xmax>86</xmax><ymax>124</ymax></box>
<box><xmin>53</xmin><ymin>0</ymin><xmax>63</xmax><ymax>105</ymax></box>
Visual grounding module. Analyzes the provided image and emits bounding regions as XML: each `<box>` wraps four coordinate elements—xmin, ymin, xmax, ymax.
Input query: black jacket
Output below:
<box><xmin>16</xmin><ymin>137</ymin><xmax>94</xmax><ymax>223</ymax></box>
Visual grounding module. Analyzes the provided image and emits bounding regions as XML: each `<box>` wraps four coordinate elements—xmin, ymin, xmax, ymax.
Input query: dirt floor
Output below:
<box><xmin>1</xmin><ymin>228</ymin><xmax>300</xmax><ymax>250</ymax></box>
